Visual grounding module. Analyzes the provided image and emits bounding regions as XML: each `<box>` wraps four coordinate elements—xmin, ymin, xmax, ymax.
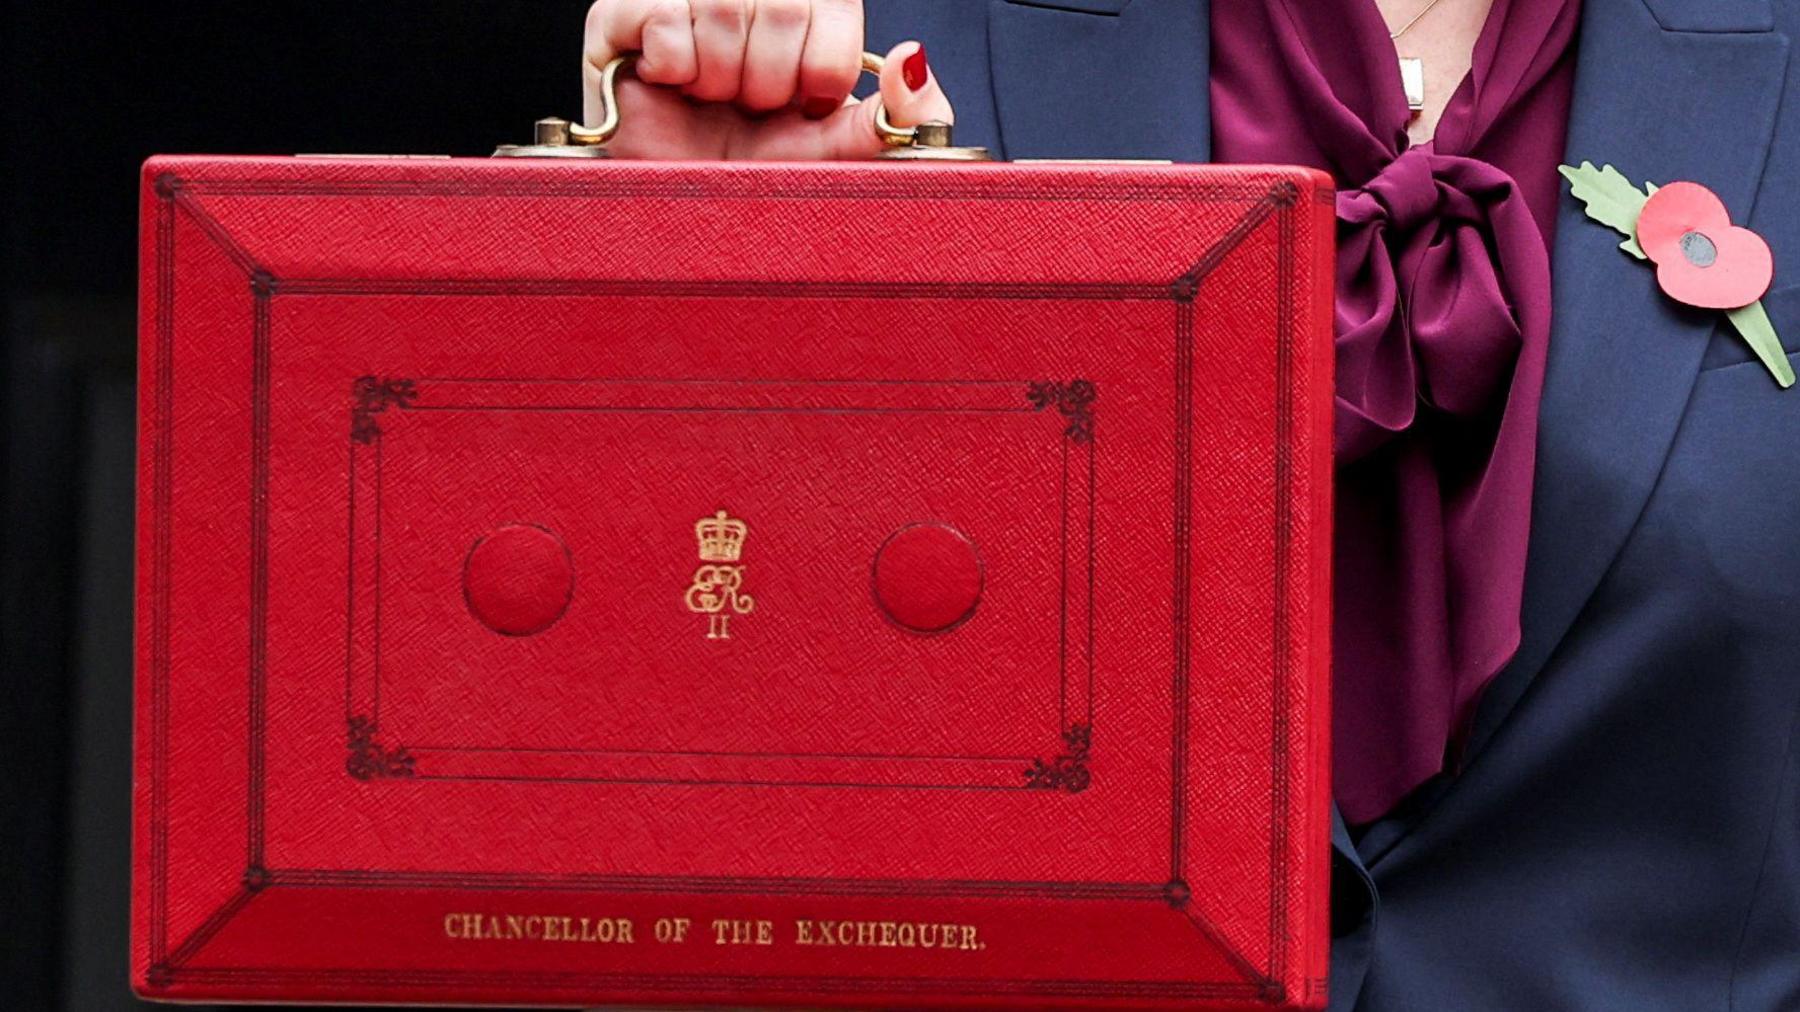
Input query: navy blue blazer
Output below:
<box><xmin>867</xmin><ymin>1</ymin><xmax>1800</xmax><ymax>1008</ymax></box>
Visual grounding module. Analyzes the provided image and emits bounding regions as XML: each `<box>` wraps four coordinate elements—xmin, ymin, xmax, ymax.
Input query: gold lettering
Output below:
<box><xmin>443</xmin><ymin>912</ymin><xmax>636</xmax><ymax>944</ymax></box>
<box><xmin>655</xmin><ymin>917</ymin><xmax>690</xmax><ymax>944</ymax></box>
<box><xmin>789</xmin><ymin>918</ymin><xmax>986</xmax><ymax>952</ymax></box>
<box><xmin>712</xmin><ymin>918</ymin><xmax>773</xmax><ymax>945</ymax></box>
<box><xmin>444</xmin><ymin>912</ymin><xmax>982</xmax><ymax>952</ymax></box>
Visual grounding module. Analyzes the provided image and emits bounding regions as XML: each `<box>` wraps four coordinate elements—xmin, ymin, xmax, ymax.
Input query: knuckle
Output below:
<box><xmin>809</xmin><ymin>0</ymin><xmax>861</xmax><ymax>33</ymax></box>
<box><xmin>644</xmin><ymin>0</ymin><xmax>690</xmax><ymax>24</ymax></box>
<box><xmin>756</xmin><ymin>0</ymin><xmax>810</xmax><ymax>29</ymax></box>
<box><xmin>693</xmin><ymin>0</ymin><xmax>747</xmax><ymax>26</ymax></box>
<box><xmin>584</xmin><ymin>0</ymin><xmax>610</xmax><ymax>40</ymax></box>
<box><xmin>639</xmin><ymin>0</ymin><xmax>696</xmax><ymax>50</ymax></box>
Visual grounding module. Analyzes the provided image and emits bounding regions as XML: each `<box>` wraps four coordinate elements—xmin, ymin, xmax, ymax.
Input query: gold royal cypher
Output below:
<box><xmin>683</xmin><ymin>510</ymin><xmax>753</xmax><ymax>640</ymax></box>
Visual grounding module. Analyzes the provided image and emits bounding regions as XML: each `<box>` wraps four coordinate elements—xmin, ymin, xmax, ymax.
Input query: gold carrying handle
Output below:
<box><xmin>497</xmin><ymin>50</ymin><xmax>985</xmax><ymax>158</ymax></box>
<box><xmin>565</xmin><ymin>54</ymin><xmax>629</xmax><ymax>148</ymax></box>
<box><xmin>568</xmin><ymin>52</ymin><xmax>921</xmax><ymax>149</ymax></box>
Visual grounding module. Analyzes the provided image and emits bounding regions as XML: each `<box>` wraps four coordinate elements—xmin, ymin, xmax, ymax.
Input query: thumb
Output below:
<box><xmin>821</xmin><ymin>41</ymin><xmax>955</xmax><ymax>160</ymax></box>
<box><xmin>877</xmin><ymin>41</ymin><xmax>954</xmax><ymax>133</ymax></box>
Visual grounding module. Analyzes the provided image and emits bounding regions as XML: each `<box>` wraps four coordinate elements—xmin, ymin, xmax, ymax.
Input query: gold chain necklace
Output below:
<box><xmin>1389</xmin><ymin>0</ymin><xmax>1450</xmax><ymax>116</ymax></box>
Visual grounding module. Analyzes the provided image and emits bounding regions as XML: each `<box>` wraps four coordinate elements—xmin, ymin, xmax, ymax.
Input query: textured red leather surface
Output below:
<box><xmin>132</xmin><ymin>155</ymin><xmax>1336</xmax><ymax>1010</ymax></box>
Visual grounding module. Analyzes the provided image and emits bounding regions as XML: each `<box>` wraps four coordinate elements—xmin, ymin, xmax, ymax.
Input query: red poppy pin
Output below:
<box><xmin>1561</xmin><ymin>161</ymin><xmax>1793</xmax><ymax>388</ymax></box>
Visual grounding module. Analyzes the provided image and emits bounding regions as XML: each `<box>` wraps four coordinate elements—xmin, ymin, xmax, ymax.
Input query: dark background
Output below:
<box><xmin>2</xmin><ymin>3</ymin><xmax>588</xmax><ymax>1007</ymax></box>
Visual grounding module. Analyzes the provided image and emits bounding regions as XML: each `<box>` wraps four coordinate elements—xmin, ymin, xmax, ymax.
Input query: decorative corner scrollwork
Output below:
<box><xmin>350</xmin><ymin>376</ymin><xmax>417</xmax><ymax>444</ymax></box>
<box><xmin>1024</xmin><ymin>723</ymin><xmax>1091</xmax><ymax>793</ymax></box>
<box><xmin>346</xmin><ymin>715</ymin><xmax>416</xmax><ymax>780</ymax></box>
<box><xmin>1027</xmin><ymin>380</ymin><xmax>1097</xmax><ymax>443</ymax></box>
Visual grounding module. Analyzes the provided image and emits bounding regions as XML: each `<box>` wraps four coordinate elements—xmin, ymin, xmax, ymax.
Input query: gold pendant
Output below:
<box><xmin>1398</xmin><ymin>57</ymin><xmax>1426</xmax><ymax>115</ymax></box>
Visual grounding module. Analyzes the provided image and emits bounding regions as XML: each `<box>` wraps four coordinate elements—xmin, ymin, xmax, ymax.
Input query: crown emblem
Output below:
<box><xmin>685</xmin><ymin>510</ymin><xmax>754</xmax><ymax>640</ymax></box>
<box><xmin>695</xmin><ymin>510</ymin><xmax>748</xmax><ymax>562</ymax></box>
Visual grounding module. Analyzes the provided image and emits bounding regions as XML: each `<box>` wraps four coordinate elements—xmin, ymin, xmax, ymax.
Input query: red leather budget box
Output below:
<box><xmin>132</xmin><ymin>154</ymin><xmax>1335</xmax><ymax>1009</ymax></box>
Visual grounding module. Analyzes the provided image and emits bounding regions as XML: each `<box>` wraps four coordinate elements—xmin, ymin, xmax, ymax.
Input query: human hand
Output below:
<box><xmin>583</xmin><ymin>0</ymin><xmax>954</xmax><ymax>159</ymax></box>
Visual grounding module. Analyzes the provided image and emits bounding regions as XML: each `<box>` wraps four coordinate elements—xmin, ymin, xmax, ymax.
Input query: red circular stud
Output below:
<box><xmin>462</xmin><ymin>524</ymin><xmax>574</xmax><ymax>637</ymax></box>
<box><xmin>872</xmin><ymin>522</ymin><xmax>983</xmax><ymax>633</ymax></box>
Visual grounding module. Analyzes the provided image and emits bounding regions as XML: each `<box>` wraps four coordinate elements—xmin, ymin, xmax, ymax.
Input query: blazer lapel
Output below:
<box><xmin>986</xmin><ymin>0</ymin><xmax>1212</xmax><ymax>161</ymax></box>
<box><xmin>1462</xmin><ymin>0</ymin><xmax>1789</xmax><ymax>761</ymax></box>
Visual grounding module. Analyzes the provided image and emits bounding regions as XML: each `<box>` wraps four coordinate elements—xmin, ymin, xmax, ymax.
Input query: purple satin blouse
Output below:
<box><xmin>1211</xmin><ymin>0</ymin><xmax>1582</xmax><ymax>823</ymax></box>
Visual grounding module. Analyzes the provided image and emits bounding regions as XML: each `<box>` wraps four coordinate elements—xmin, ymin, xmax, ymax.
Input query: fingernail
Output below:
<box><xmin>903</xmin><ymin>45</ymin><xmax>929</xmax><ymax>92</ymax></box>
<box><xmin>802</xmin><ymin>95</ymin><xmax>839</xmax><ymax>119</ymax></box>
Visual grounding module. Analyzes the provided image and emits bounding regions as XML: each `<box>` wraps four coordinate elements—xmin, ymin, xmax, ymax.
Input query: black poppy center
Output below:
<box><xmin>1679</xmin><ymin>230</ymin><xmax>1718</xmax><ymax>268</ymax></box>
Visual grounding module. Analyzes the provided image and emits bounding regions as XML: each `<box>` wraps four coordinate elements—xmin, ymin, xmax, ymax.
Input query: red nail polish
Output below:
<box><xmin>903</xmin><ymin>45</ymin><xmax>929</xmax><ymax>92</ymax></box>
<box><xmin>802</xmin><ymin>95</ymin><xmax>839</xmax><ymax>119</ymax></box>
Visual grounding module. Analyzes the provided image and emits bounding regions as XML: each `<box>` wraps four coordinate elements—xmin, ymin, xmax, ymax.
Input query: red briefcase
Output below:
<box><xmin>133</xmin><ymin>129</ymin><xmax>1336</xmax><ymax>1008</ymax></box>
